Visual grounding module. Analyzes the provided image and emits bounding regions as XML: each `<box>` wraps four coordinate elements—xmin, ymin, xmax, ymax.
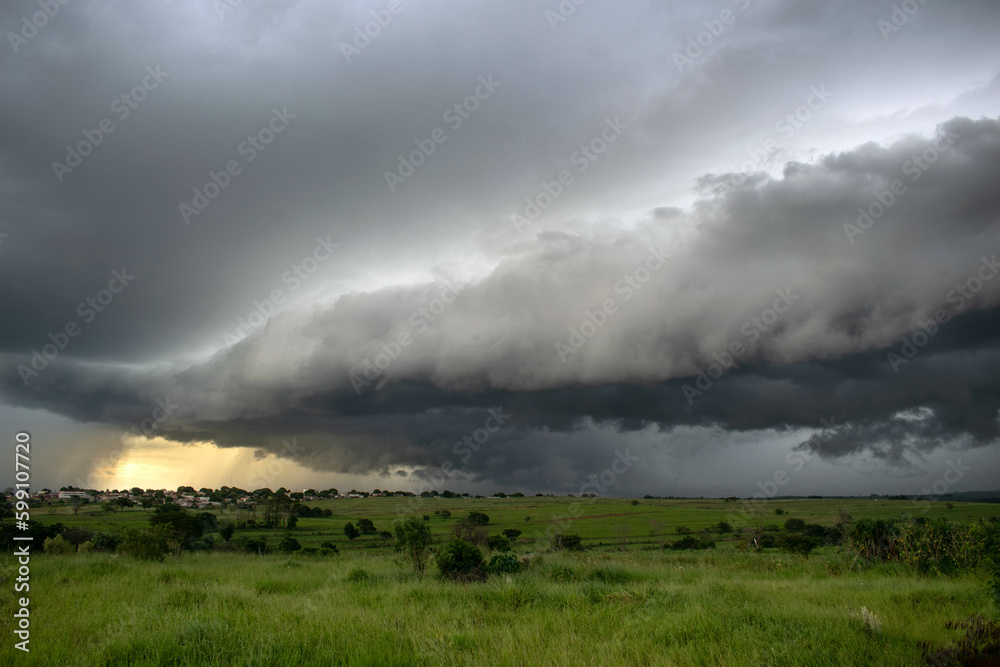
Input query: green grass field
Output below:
<box><xmin>2</xmin><ymin>497</ymin><xmax>998</xmax><ymax>665</ymax></box>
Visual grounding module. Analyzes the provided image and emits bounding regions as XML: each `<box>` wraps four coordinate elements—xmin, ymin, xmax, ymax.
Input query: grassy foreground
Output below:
<box><xmin>2</xmin><ymin>546</ymin><xmax>996</xmax><ymax>666</ymax></box>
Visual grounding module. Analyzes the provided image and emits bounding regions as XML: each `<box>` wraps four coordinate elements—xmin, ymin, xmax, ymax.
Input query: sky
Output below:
<box><xmin>1</xmin><ymin>0</ymin><xmax>999</xmax><ymax>498</ymax></box>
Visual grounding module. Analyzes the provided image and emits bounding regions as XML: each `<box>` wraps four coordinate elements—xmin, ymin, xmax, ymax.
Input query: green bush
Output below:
<box><xmin>277</xmin><ymin>535</ymin><xmax>301</xmax><ymax>553</ymax></box>
<box><xmin>346</xmin><ymin>567</ymin><xmax>373</xmax><ymax>583</ymax></box>
<box><xmin>118</xmin><ymin>526</ymin><xmax>171</xmax><ymax>561</ymax></box>
<box><xmin>502</xmin><ymin>528</ymin><xmax>522</xmax><ymax>541</ymax></box>
<box><xmin>90</xmin><ymin>532</ymin><xmax>118</xmax><ymax>551</ymax></box>
<box><xmin>77</xmin><ymin>541</ymin><xmax>95</xmax><ymax>554</ymax></box>
<box><xmin>242</xmin><ymin>538</ymin><xmax>268</xmax><ymax>554</ymax></box>
<box><xmin>43</xmin><ymin>534</ymin><xmax>76</xmax><ymax>555</ymax></box>
<box><xmin>778</xmin><ymin>533</ymin><xmax>820</xmax><ymax>557</ymax></box>
<box><xmin>394</xmin><ymin>516</ymin><xmax>432</xmax><ymax>576</ymax></box>
<box><xmin>670</xmin><ymin>536</ymin><xmax>715</xmax><ymax>550</ymax></box>
<box><xmin>555</xmin><ymin>534</ymin><xmax>583</xmax><ymax>550</ymax></box>
<box><xmin>437</xmin><ymin>538</ymin><xmax>485</xmax><ymax>581</ymax></box>
<box><xmin>467</xmin><ymin>512</ymin><xmax>490</xmax><ymax>526</ymax></box>
<box><xmin>784</xmin><ymin>518</ymin><xmax>806</xmax><ymax>532</ymax></box>
<box><xmin>486</xmin><ymin>551</ymin><xmax>521</xmax><ymax>575</ymax></box>
<box><xmin>486</xmin><ymin>534</ymin><xmax>511</xmax><ymax>552</ymax></box>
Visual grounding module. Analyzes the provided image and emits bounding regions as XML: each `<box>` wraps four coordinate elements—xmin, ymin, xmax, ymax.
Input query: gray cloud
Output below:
<box><xmin>2</xmin><ymin>1</ymin><xmax>1000</xmax><ymax>492</ymax></box>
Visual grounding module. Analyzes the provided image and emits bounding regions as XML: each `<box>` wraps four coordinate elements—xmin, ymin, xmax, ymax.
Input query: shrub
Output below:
<box><xmin>784</xmin><ymin>518</ymin><xmax>806</xmax><ymax>532</ymax></box>
<box><xmin>670</xmin><ymin>536</ymin><xmax>716</xmax><ymax>550</ymax></box>
<box><xmin>357</xmin><ymin>518</ymin><xmax>377</xmax><ymax>534</ymax></box>
<box><xmin>277</xmin><ymin>535</ymin><xmax>301</xmax><ymax>553</ymax></box>
<box><xmin>452</xmin><ymin>519</ymin><xmax>488</xmax><ymax>547</ymax></box>
<box><xmin>219</xmin><ymin>522</ymin><xmax>235</xmax><ymax>542</ymax></box>
<box><xmin>467</xmin><ymin>512</ymin><xmax>490</xmax><ymax>526</ymax></box>
<box><xmin>344</xmin><ymin>523</ymin><xmax>360</xmax><ymax>540</ymax></box>
<box><xmin>90</xmin><ymin>532</ymin><xmax>119</xmax><ymax>551</ymax></box>
<box><xmin>631</xmin><ymin>500</ymin><xmax>639</xmax><ymax>506</ymax></box>
<box><xmin>554</xmin><ymin>534</ymin><xmax>583</xmax><ymax>551</ymax></box>
<box><xmin>774</xmin><ymin>508</ymin><xmax>785</xmax><ymax>515</ymax></box>
<box><xmin>320</xmin><ymin>541</ymin><xmax>339</xmax><ymax>553</ymax></box>
<box><xmin>77</xmin><ymin>541</ymin><xmax>95</xmax><ymax>554</ymax></box>
<box><xmin>675</xmin><ymin>526</ymin><xmax>692</xmax><ymax>534</ymax></box>
<box><xmin>118</xmin><ymin>526</ymin><xmax>171</xmax><ymax>561</ymax></box>
<box><xmin>61</xmin><ymin>527</ymin><xmax>94</xmax><ymax>546</ymax></box>
<box><xmin>242</xmin><ymin>538</ymin><xmax>268</xmax><ymax>554</ymax></box>
<box><xmin>803</xmin><ymin>523</ymin><xmax>829</xmax><ymax>539</ymax></box>
<box><xmin>346</xmin><ymin>567</ymin><xmax>373</xmax><ymax>583</ymax></box>
<box><xmin>437</xmin><ymin>538</ymin><xmax>485</xmax><ymax>581</ymax></box>
<box><xmin>43</xmin><ymin>534</ymin><xmax>76</xmax><ymax>555</ymax></box>
<box><xmin>545</xmin><ymin>565</ymin><xmax>576</xmax><ymax>581</ymax></box>
<box><xmin>715</xmin><ymin>521</ymin><xmax>733</xmax><ymax>534</ymax></box>
<box><xmin>486</xmin><ymin>551</ymin><xmax>521</xmax><ymax>575</ymax></box>
<box><xmin>778</xmin><ymin>533</ymin><xmax>820</xmax><ymax>557</ymax></box>
<box><xmin>502</xmin><ymin>528</ymin><xmax>522</xmax><ymax>541</ymax></box>
<box><xmin>486</xmin><ymin>534</ymin><xmax>511</xmax><ymax>552</ymax></box>
<box><xmin>394</xmin><ymin>516</ymin><xmax>432</xmax><ymax>577</ymax></box>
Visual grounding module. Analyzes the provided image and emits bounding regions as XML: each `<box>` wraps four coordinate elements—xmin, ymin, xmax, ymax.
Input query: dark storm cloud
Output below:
<box><xmin>4</xmin><ymin>116</ymin><xmax>1000</xmax><ymax>488</ymax></box>
<box><xmin>3</xmin><ymin>1</ymin><xmax>1000</xmax><ymax>490</ymax></box>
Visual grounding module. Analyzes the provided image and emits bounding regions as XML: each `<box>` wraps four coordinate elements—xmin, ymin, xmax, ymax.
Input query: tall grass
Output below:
<box><xmin>1</xmin><ymin>547</ymin><xmax>995</xmax><ymax>665</ymax></box>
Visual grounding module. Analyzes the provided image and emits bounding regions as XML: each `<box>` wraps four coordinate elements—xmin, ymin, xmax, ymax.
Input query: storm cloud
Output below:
<box><xmin>2</xmin><ymin>0</ymin><xmax>999</xmax><ymax>493</ymax></box>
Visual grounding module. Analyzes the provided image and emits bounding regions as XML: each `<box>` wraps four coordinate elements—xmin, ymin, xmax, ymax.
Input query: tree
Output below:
<box><xmin>486</xmin><ymin>534</ymin><xmax>511</xmax><ymax>552</ymax></box>
<box><xmin>70</xmin><ymin>497</ymin><xmax>85</xmax><ymax>515</ymax></box>
<box><xmin>149</xmin><ymin>510</ymin><xmax>203</xmax><ymax>549</ymax></box>
<box><xmin>43</xmin><ymin>534</ymin><xmax>75</xmax><ymax>555</ymax></box>
<box><xmin>467</xmin><ymin>511</ymin><xmax>489</xmax><ymax>526</ymax></box>
<box><xmin>778</xmin><ymin>533</ymin><xmax>819</xmax><ymax>557</ymax></box>
<box><xmin>344</xmin><ymin>523</ymin><xmax>360</xmax><ymax>540</ymax></box>
<box><xmin>278</xmin><ymin>535</ymin><xmax>302</xmax><ymax>553</ymax></box>
<box><xmin>357</xmin><ymin>518</ymin><xmax>377</xmax><ymax>534</ymax></box>
<box><xmin>501</xmin><ymin>528</ymin><xmax>522</xmax><ymax>541</ymax></box>
<box><xmin>436</xmin><ymin>539</ymin><xmax>485</xmax><ymax>581</ymax></box>
<box><xmin>784</xmin><ymin>518</ymin><xmax>807</xmax><ymax>532</ymax></box>
<box><xmin>393</xmin><ymin>516</ymin><xmax>432</xmax><ymax>577</ymax></box>
<box><xmin>219</xmin><ymin>521</ymin><xmax>235</xmax><ymax>542</ymax></box>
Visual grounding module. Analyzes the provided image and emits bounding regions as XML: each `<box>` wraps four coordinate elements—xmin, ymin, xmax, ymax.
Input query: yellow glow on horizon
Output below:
<box><xmin>90</xmin><ymin>436</ymin><xmax>257</xmax><ymax>490</ymax></box>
